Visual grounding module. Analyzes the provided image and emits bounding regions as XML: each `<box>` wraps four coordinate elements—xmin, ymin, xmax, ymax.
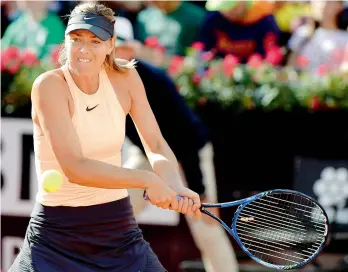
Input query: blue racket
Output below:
<box><xmin>145</xmin><ymin>189</ymin><xmax>329</xmax><ymax>270</ymax></box>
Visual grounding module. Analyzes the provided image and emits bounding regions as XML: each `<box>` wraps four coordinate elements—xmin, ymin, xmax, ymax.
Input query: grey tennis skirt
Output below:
<box><xmin>9</xmin><ymin>196</ymin><xmax>166</xmax><ymax>272</ymax></box>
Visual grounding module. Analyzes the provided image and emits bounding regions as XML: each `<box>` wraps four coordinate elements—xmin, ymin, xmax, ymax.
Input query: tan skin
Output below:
<box><xmin>31</xmin><ymin>29</ymin><xmax>202</xmax><ymax>218</ymax></box>
<box><xmin>321</xmin><ymin>1</ymin><xmax>343</xmax><ymax>30</ymax></box>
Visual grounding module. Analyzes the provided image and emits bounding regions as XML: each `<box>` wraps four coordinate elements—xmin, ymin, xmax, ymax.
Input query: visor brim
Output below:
<box><xmin>65</xmin><ymin>24</ymin><xmax>112</xmax><ymax>41</ymax></box>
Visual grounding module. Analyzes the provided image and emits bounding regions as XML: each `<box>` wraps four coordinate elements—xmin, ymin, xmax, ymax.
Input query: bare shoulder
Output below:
<box><xmin>31</xmin><ymin>68</ymin><xmax>72</xmax><ymax>128</ymax></box>
<box><xmin>31</xmin><ymin>68</ymin><xmax>69</xmax><ymax>102</ymax></box>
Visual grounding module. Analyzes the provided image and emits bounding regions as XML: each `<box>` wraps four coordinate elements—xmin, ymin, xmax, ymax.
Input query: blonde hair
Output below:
<box><xmin>58</xmin><ymin>2</ymin><xmax>136</xmax><ymax>71</ymax></box>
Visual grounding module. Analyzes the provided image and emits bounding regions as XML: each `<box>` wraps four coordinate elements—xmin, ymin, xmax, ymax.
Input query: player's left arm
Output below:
<box><xmin>126</xmin><ymin>67</ymin><xmax>202</xmax><ymax>214</ymax></box>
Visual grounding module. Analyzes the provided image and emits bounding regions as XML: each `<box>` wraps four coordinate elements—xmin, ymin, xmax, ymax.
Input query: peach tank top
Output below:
<box><xmin>34</xmin><ymin>64</ymin><xmax>128</xmax><ymax>206</ymax></box>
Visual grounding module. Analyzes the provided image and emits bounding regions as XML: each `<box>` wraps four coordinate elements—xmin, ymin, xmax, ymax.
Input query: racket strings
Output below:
<box><xmin>254</xmin><ymin>198</ymin><xmax>326</xmax><ymax>227</ymax></box>
<box><xmin>240</xmin><ymin>204</ymin><xmax>324</xmax><ymax>235</ymax></box>
<box><xmin>235</xmin><ymin>193</ymin><xmax>327</xmax><ymax>267</ymax></box>
<box><xmin>244</xmin><ymin>201</ymin><xmax>326</xmax><ymax>231</ymax></box>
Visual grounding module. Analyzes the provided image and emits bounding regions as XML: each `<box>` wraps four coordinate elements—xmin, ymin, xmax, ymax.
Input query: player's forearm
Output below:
<box><xmin>66</xmin><ymin>158</ymin><xmax>154</xmax><ymax>189</ymax></box>
<box><xmin>147</xmin><ymin>141</ymin><xmax>184</xmax><ymax>188</ymax></box>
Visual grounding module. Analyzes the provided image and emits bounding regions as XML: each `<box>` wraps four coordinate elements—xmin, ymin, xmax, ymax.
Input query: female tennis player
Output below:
<box><xmin>9</xmin><ymin>3</ymin><xmax>201</xmax><ymax>272</ymax></box>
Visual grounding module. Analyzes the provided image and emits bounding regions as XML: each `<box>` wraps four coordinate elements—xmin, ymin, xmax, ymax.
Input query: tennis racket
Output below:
<box><xmin>145</xmin><ymin>189</ymin><xmax>329</xmax><ymax>270</ymax></box>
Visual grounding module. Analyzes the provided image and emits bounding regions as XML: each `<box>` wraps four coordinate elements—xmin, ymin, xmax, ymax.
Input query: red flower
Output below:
<box><xmin>317</xmin><ymin>64</ymin><xmax>328</xmax><ymax>76</ymax></box>
<box><xmin>296</xmin><ymin>55</ymin><xmax>309</xmax><ymax>68</ymax></box>
<box><xmin>247</xmin><ymin>53</ymin><xmax>263</xmax><ymax>68</ymax></box>
<box><xmin>2</xmin><ymin>46</ymin><xmax>21</xmax><ymax>68</ymax></box>
<box><xmin>310</xmin><ymin>96</ymin><xmax>320</xmax><ymax>110</ymax></box>
<box><xmin>263</xmin><ymin>32</ymin><xmax>277</xmax><ymax>52</ymax></box>
<box><xmin>168</xmin><ymin>56</ymin><xmax>184</xmax><ymax>76</ymax></box>
<box><xmin>265</xmin><ymin>46</ymin><xmax>283</xmax><ymax>66</ymax></box>
<box><xmin>21</xmin><ymin>49</ymin><xmax>38</xmax><ymax>67</ymax></box>
<box><xmin>7</xmin><ymin>61</ymin><xmax>21</xmax><ymax>74</ymax></box>
<box><xmin>331</xmin><ymin>48</ymin><xmax>344</xmax><ymax>60</ymax></box>
<box><xmin>144</xmin><ymin>36</ymin><xmax>159</xmax><ymax>48</ymax></box>
<box><xmin>223</xmin><ymin>54</ymin><xmax>239</xmax><ymax>76</ymax></box>
<box><xmin>2</xmin><ymin>46</ymin><xmax>22</xmax><ymax>73</ymax></box>
<box><xmin>191</xmin><ymin>41</ymin><xmax>205</xmax><ymax>51</ymax></box>
<box><xmin>1</xmin><ymin>53</ymin><xmax>6</xmax><ymax>71</ymax></box>
<box><xmin>201</xmin><ymin>51</ymin><xmax>214</xmax><ymax>61</ymax></box>
<box><xmin>3</xmin><ymin>46</ymin><xmax>20</xmax><ymax>59</ymax></box>
<box><xmin>192</xmin><ymin>74</ymin><xmax>201</xmax><ymax>85</ymax></box>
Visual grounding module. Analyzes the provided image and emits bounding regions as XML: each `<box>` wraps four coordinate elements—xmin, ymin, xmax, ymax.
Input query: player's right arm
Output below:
<box><xmin>31</xmin><ymin>72</ymin><xmax>175</xmax><ymax>205</ymax></box>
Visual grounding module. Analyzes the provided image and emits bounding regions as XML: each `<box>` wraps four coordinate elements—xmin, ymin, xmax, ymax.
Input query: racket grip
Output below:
<box><xmin>144</xmin><ymin>194</ymin><xmax>183</xmax><ymax>201</ymax></box>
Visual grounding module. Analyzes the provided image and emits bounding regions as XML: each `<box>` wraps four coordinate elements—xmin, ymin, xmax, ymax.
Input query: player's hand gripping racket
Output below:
<box><xmin>145</xmin><ymin>189</ymin><xmax>329</xmax><ymax>270</ymax></box>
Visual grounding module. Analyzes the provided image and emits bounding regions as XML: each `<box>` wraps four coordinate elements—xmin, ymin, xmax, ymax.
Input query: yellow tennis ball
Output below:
<box><xmin>42</xmin><ymin>170</ymin><xmax>63</xmax><ymax>193</ymax></box>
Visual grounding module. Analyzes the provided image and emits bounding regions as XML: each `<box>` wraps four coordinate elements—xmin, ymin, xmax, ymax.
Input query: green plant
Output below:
<box><xmin>1</xmin><ymin>45</ymin><xmax>60</xmax><ymax>115</ymax></box>
<box><xmin>165</xmin><ymin>42</ymin><xmax>348</xmax><ymax>112</ymax></box>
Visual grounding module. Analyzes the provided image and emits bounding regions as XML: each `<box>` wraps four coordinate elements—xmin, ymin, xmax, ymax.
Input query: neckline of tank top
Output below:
<box><xmin>63</xmin><ymin>64</ymin><xmax>104</xmax><ymax>98</ymax></box>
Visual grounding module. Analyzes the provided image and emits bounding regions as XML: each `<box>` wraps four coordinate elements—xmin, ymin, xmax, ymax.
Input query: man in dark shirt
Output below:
<box><xmin>198</xmin><ymin>0</ymin><xmax>280</xmax><ymax>61</ymax></box>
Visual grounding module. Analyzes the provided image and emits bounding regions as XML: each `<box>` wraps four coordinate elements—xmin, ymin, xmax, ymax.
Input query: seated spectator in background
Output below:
<box><xmin>197</xmin><ymin>0</ymin><xmax>279</xmax><ymax>61</ymax></box>
<box><xmin>287</xmin><ymin>0</ymin><xmax>348</xmax><ymax>74</ymax></box>
<box><xmin>1</xmin><ymin>0</ymin><xmax>65</xmax><ymax>59</ymax></box>
<box><xmin>135</xmin><ymin>1</ymin><xmax>206</xmax><ymax>56</ymax></box>
<box><xmin>100</xmin><ymin>1</ymin><xmax>146</xmax><ymax>26</ymax></box>
<box><xmin>273</xmin><ymin>1</ymin><xmax>312</xmax><ymax>46</ymax></box>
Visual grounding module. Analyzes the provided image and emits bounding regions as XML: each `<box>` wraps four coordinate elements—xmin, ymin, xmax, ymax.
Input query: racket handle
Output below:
<box><xmin>144</xmin><ymin>194</ymin><xmax>206</xmax><ymax>211</ymax></box>
<box><xmin>144</xmin><ymin>194</ymin><xmax>183</xmax><ymax>201</ymax></box>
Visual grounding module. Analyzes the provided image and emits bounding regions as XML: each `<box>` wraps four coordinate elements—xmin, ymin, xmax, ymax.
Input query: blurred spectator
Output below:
<box><xmin>114</xmin><ymin>16</ymin><xmax>135</xmax><ymax>44</ymax></box>
<box><xmin>274</xmin><ymin>1</ymin><xmax>312</xmax><ymax>33</ymax></box>
<box><xmin>100</xmin><ymin>1</ymin><xmax>146</xmax><ymax>26</ymax></box>
<box><xmin>134</xmin><ymin>1</ymin><xmax>206</xmax><ymax>56</ymax></box>
<box><xmin>197</xmin><ymin>0</ymin><xmax>279</xmax><ymax>61</ymax></box>
<box><xmin>1</xmin><ymin>0</ymin><xmax>65</xmax><ymax>59</ymax></box>
<box><xmin>287</xmin><ymin>0</ymin><xmax>348</xmax><ymax>74</ymax></box>
<box><xmin>112</xmin><ymin>16</ymin><xmax>164</xmax><ymax>66</ymax></box>
<box><xmin>1</xmin><ymin>0</ymin><xmax>21</xmax><ymax>23</ymax></box>
<box><xmin>321</xmin><ymin>0</ymin><xmax>346</xmax><ymax>30</ymax></box>
<box><xmin>273</xmin><ymin>1</ymin><xmax>312</xmax><ymax>46</ymax></box>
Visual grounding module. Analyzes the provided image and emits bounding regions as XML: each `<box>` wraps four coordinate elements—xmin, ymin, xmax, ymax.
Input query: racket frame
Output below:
<box><xmin>201</xmin><ymin>189</ymin><xmax>329</xmax><ymax>270</ymax></box>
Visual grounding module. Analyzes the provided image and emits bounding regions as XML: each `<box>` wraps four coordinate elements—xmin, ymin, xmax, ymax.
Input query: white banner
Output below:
<box><xmin>1</xmin><ymin>118</ymin><xmax>37</xmax><ymax>216</ymax></box>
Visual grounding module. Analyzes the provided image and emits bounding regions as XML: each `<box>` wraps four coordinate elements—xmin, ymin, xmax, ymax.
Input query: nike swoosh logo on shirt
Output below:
<box><xmin>86</xmin><ymin>105</ymin><xmax>99</xmax><ymax>112</ymax></box>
